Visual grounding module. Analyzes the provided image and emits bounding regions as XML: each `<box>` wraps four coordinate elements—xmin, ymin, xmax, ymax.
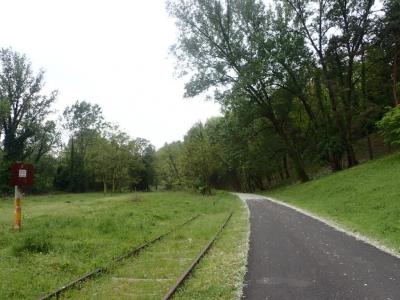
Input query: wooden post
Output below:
<box><xmin>14</xmin><ymin>186</ymin><xmax>22</xmax><ymax>231</ymax></box>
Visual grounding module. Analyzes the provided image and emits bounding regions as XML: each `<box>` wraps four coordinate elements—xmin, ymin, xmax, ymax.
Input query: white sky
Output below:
<box><xmin>0</xmin><ymin>0</ymin><xmax>221</xmax><ymax>148</ymax></box>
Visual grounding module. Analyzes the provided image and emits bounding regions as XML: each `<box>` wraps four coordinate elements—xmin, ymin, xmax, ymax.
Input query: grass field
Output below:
<box><xmin>265</xmin><ymin>152</ymin><xmax>400</xmax><ymax>254</ymax></box>
<box><xmin>0</xmin><ymin>191</ymin><xmax>248</xmax><ymax>299</ymax></box>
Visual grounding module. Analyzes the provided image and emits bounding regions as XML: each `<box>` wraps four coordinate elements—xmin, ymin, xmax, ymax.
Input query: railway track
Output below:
<box><xmin>39</xmin><ymin>215</ymin><xmax>199</xmax><ymax>300</ymax></box>
<box><xmin>39</xmin><ymin>212</ymin><xmax>233</xmax><ymax>299</ymax></box>
<box><xmin>162</xmin><ymin>211</ymin><xmax>233</xmax><ymax>300</ymax></box>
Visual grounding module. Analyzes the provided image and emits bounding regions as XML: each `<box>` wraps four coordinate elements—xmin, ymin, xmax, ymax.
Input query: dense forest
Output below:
<box><xmin>1</xmin><ymin>0</ymin><xmax>399</xmax><ymax>195</ymax></box>
<box><xmin>157</xmin><ymin>0</ymin><xmax>400</xmax><ymax>192</ymax></box>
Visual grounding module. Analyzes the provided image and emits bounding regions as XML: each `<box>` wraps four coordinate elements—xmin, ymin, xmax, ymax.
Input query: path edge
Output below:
<box><xmin>237</xmin><ymin>193</ymin><xmax>400</xmax><ymax>260</ymax></box>
<box><xmin>233</xmin><ymin>193</ymin><xmax>251</xmax><ymax>300</ymax></box>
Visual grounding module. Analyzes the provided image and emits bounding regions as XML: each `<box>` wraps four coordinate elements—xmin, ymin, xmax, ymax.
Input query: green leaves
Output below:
<box><xmin>62</xmin><ymin>100</ymin><xmax>104</xmax><ymax>134</ymax></box>
<box><xmin>0</xmin><ymin>48</ymin><xmax>58</xmax><ymax>162</ymax></box>
<box><xmin>376</xmin><ymin>106</ymin><xmax>400</xmax><ymax>145</ymax></box>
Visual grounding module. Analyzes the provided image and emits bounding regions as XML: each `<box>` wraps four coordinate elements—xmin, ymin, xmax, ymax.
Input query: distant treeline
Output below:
<box><xmin>0</xmin><ymin>48</ymin><xmax>156</xmax><ymax>194</ymax></box>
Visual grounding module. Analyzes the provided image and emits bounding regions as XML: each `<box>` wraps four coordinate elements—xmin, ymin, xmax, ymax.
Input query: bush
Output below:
<box><xmin>376</xmin><ymin>106</ymin><xmax>400</xmax><ymax>145</ymax></box>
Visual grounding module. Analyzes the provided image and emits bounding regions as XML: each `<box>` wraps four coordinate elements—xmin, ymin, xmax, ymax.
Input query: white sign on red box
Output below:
<box><xmin>18</xmin><ymin>169</ymin><xmax>27</xmax><ymax>178</ymax></box>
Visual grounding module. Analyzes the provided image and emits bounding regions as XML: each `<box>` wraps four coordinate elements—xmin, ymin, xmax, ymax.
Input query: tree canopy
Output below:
<box><xmin>1</xmin><ymin>1</ymin><xmax>399</xmax><ymax>194</ymax></box>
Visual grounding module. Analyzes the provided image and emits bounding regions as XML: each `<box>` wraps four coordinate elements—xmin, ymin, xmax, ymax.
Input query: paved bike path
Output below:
<box><xmin>237</xmin><ymin>193</ymin><xmax>400</xmax><ymax>300</ymax></box>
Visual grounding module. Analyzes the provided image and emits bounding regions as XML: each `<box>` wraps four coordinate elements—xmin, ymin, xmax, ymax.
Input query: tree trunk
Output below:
<box><xmin>273</xmin><ymin>124</ymin><xmax>309</xmax><ymax>182</ymax></box>
<box><xmin>266</xmin><ymin>175</ymin><xmax>271</xmax><ymax>187</ymax></box>
<box><xmin>284</xmin><ymin>144</ymin><xmax>309</xmax><ymax>182</ymax></box>
<box><xmin>284</xmin><ymin>140</ymin><xmax>309</xmax><ymax>182</ymax></box>
<box><xmin>366</xmin><ymin>135</ymin><xmax>374</xmax><ymax>160</ymax></box>
<box><xmin>103</xmin><ymin>180</ymin><xmax>107</xmax><ymax>194</ymax></box>
<box><xmin>112</xmin><ymin>175</ymin><xmax>115</xmax><ymax>193</ymax></box>
<box><xmin>292</xmin><ymin>158</ymin><xmax>309</xmax><ymax>182</ymax></box>
<box><xmin>329</xmin><ymin>150</ymin><xmax>342</xmax><ymax>172</ymax></box>
<box><xmin>255</xmin><ymin>176</ymin><xmax>264</xmax><ymax>190</ymax></box>
<box><xmin>393</xmin><ymin>48</ymin><xmax>399</xmax><ymax>106</ymax></box>
<box><xmin>259</xmin><ymin>99</ymin><xmax>309</xmax><ymax>182</ymax></box>
<box><xmin>344</xmin><ymin>97</ymin><xmax>358</xmax><ymax>168</ymax></box>
<box><xmin>283</xmin><ymin>155</ymin><xmax>290</xmax><ymax>179</ymax></box>
<box><xmin>69</xmin><ymin>138</ymin><xmax>75</xmax><ymax>192</ymax></box>
<box><xmin>279</xmin><ymin>168</ymin><xmax>284</xmax><ymax>181</ymax></box>
<box><xmin>345</xmin><ymin>142</ymin><xmax>358</xmax><ymax>168</ymax></box>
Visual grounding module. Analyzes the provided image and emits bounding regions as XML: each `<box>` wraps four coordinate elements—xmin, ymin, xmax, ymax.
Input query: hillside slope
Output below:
<box><xmin>266</xmin><ymin>152</ymin><xmax>400</xmax><ymax>253</ymax></box>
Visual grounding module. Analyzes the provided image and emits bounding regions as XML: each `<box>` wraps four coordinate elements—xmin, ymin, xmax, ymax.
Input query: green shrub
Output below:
<box><xmin>376</xmin><ymin>106</ymin><xmax>400</xmax><ymax>145</ymax></box>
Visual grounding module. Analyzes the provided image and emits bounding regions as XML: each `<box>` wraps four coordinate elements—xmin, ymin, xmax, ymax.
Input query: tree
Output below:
<box><xmin>108</xmin><ymin>129</ymin><xmax>131</xmax><ymax>193</ymax></box>
<box><xmin>204</xmin><ymin>107</ymin><xmax>289</xmax><ymax>191</ymax></box>
<box><xmin>62</xmin><ymin>100</ymin><xmax>104</xmax><ymax>192</ymax></box>
<box><xmin>0</xmin><ymin>48</ymin><xmax>57</xmax><ymax>162</ymax></box>
<box><xmin>57</xmin><ymin>102</ymin><xmax>157</xmax><ymax>194</ymax></box>
<box><xmin>0</xmin><ymin>48</ymin><xmax>58</xmax><ymax>193</ymax></box>
<box><xmin>284</xmin><ymin>0</ymin><xmax>378</xmax><ymax>167</ymax></box>
<box><xmin>376</xmin><ymin>106</ymin><xmax>400</xmax><ymax>145</ymax></box>
<box><xmin>26</xmin><ymin>120</ymin><xmax>60</xmax><ymax>163</ymax></box>
<box><xmin>30</xmin><ymin>154</ymin><xmax>58</xmax><ymax>193</ymax></box>
<box><xmin>379</xmin><ymin>0</ymin><xmax>400</xmax><ymax>106</ymax></box>
<box><xmin>129</xmin><ymin>138</ymin><xmax>156</xmax><ymax>191</ymax></box>
<box><xmin>167</xmin><ymin>0</ymin><xmax>312</xmax><ymax>181</ymax></box>
<box><xmin>156</xmin><ymin>141</ymin><xmax>184</xmax><ymax>189</ymax></box>
<box><xmin>86</xmin><ymin>136</ymin><xmax>113</xmax><ymax>193</ymax></box>
<box><xmin>181</xmin><ymin>122</ymin><xmax>219</xmax><ymax>194</ymax></box>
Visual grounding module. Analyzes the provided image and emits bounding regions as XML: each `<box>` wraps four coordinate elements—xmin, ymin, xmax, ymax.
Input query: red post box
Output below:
<box><xmin>11</xmin><ymin>163</ymin><xmax>34</xmax><ymax>186</ymax></box>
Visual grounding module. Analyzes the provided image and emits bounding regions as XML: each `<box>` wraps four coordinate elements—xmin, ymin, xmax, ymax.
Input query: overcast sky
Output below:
<box><xmin>0</xmin><ymin>0</ymin><xmax>221</xmax><ymax>148</ymax></box>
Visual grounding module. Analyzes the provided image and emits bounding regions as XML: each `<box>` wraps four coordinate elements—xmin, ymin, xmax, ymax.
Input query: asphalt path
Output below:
<box><xmin>237</xmin><ymin>193</ymin><xmax>400</xmax><ymax>300</ymax></box>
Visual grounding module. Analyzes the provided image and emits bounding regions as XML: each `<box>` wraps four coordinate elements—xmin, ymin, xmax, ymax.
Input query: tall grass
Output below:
<box><xmin>0</xmin><ymin>191</ymin><xmax>246</xmax><ymax>299</ymax></box>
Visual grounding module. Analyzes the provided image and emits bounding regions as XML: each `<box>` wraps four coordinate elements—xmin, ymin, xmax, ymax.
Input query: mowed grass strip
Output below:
<box><xmin>173</xmin><ymin>199</ymin><xmax>249</xmax><ymax>300</ymax></box>
<box><xmin>0</xmin><ymin>191</ymin><xmax>246</xmax><ymax>299</ymax></box>
<box><xmin>265</xmin><ymin>152</ymin><xmax>400</xmax><ymax>253</ymax></box>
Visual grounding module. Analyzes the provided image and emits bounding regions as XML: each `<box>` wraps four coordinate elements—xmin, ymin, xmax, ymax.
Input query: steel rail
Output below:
<box><xmin>162</xmin><ymin>211</ymin><xmax>233</xmax><ymax>300</ymax></box>
<box><xmin>39</xmin><ymin>214</ymin><xmax>200</xmax><ymax>300</ymax></box>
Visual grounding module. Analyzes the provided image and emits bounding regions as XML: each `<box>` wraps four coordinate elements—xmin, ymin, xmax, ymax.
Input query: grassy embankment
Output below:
<box><xmin>0</xmin><ymin>191</ymin><xmax>248</xmax><ymax>300</ymax></box>
<box><xmin>265</xmin><ymin>152</ymin><xmax>400</xmax><ymax>254</ymax></box>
